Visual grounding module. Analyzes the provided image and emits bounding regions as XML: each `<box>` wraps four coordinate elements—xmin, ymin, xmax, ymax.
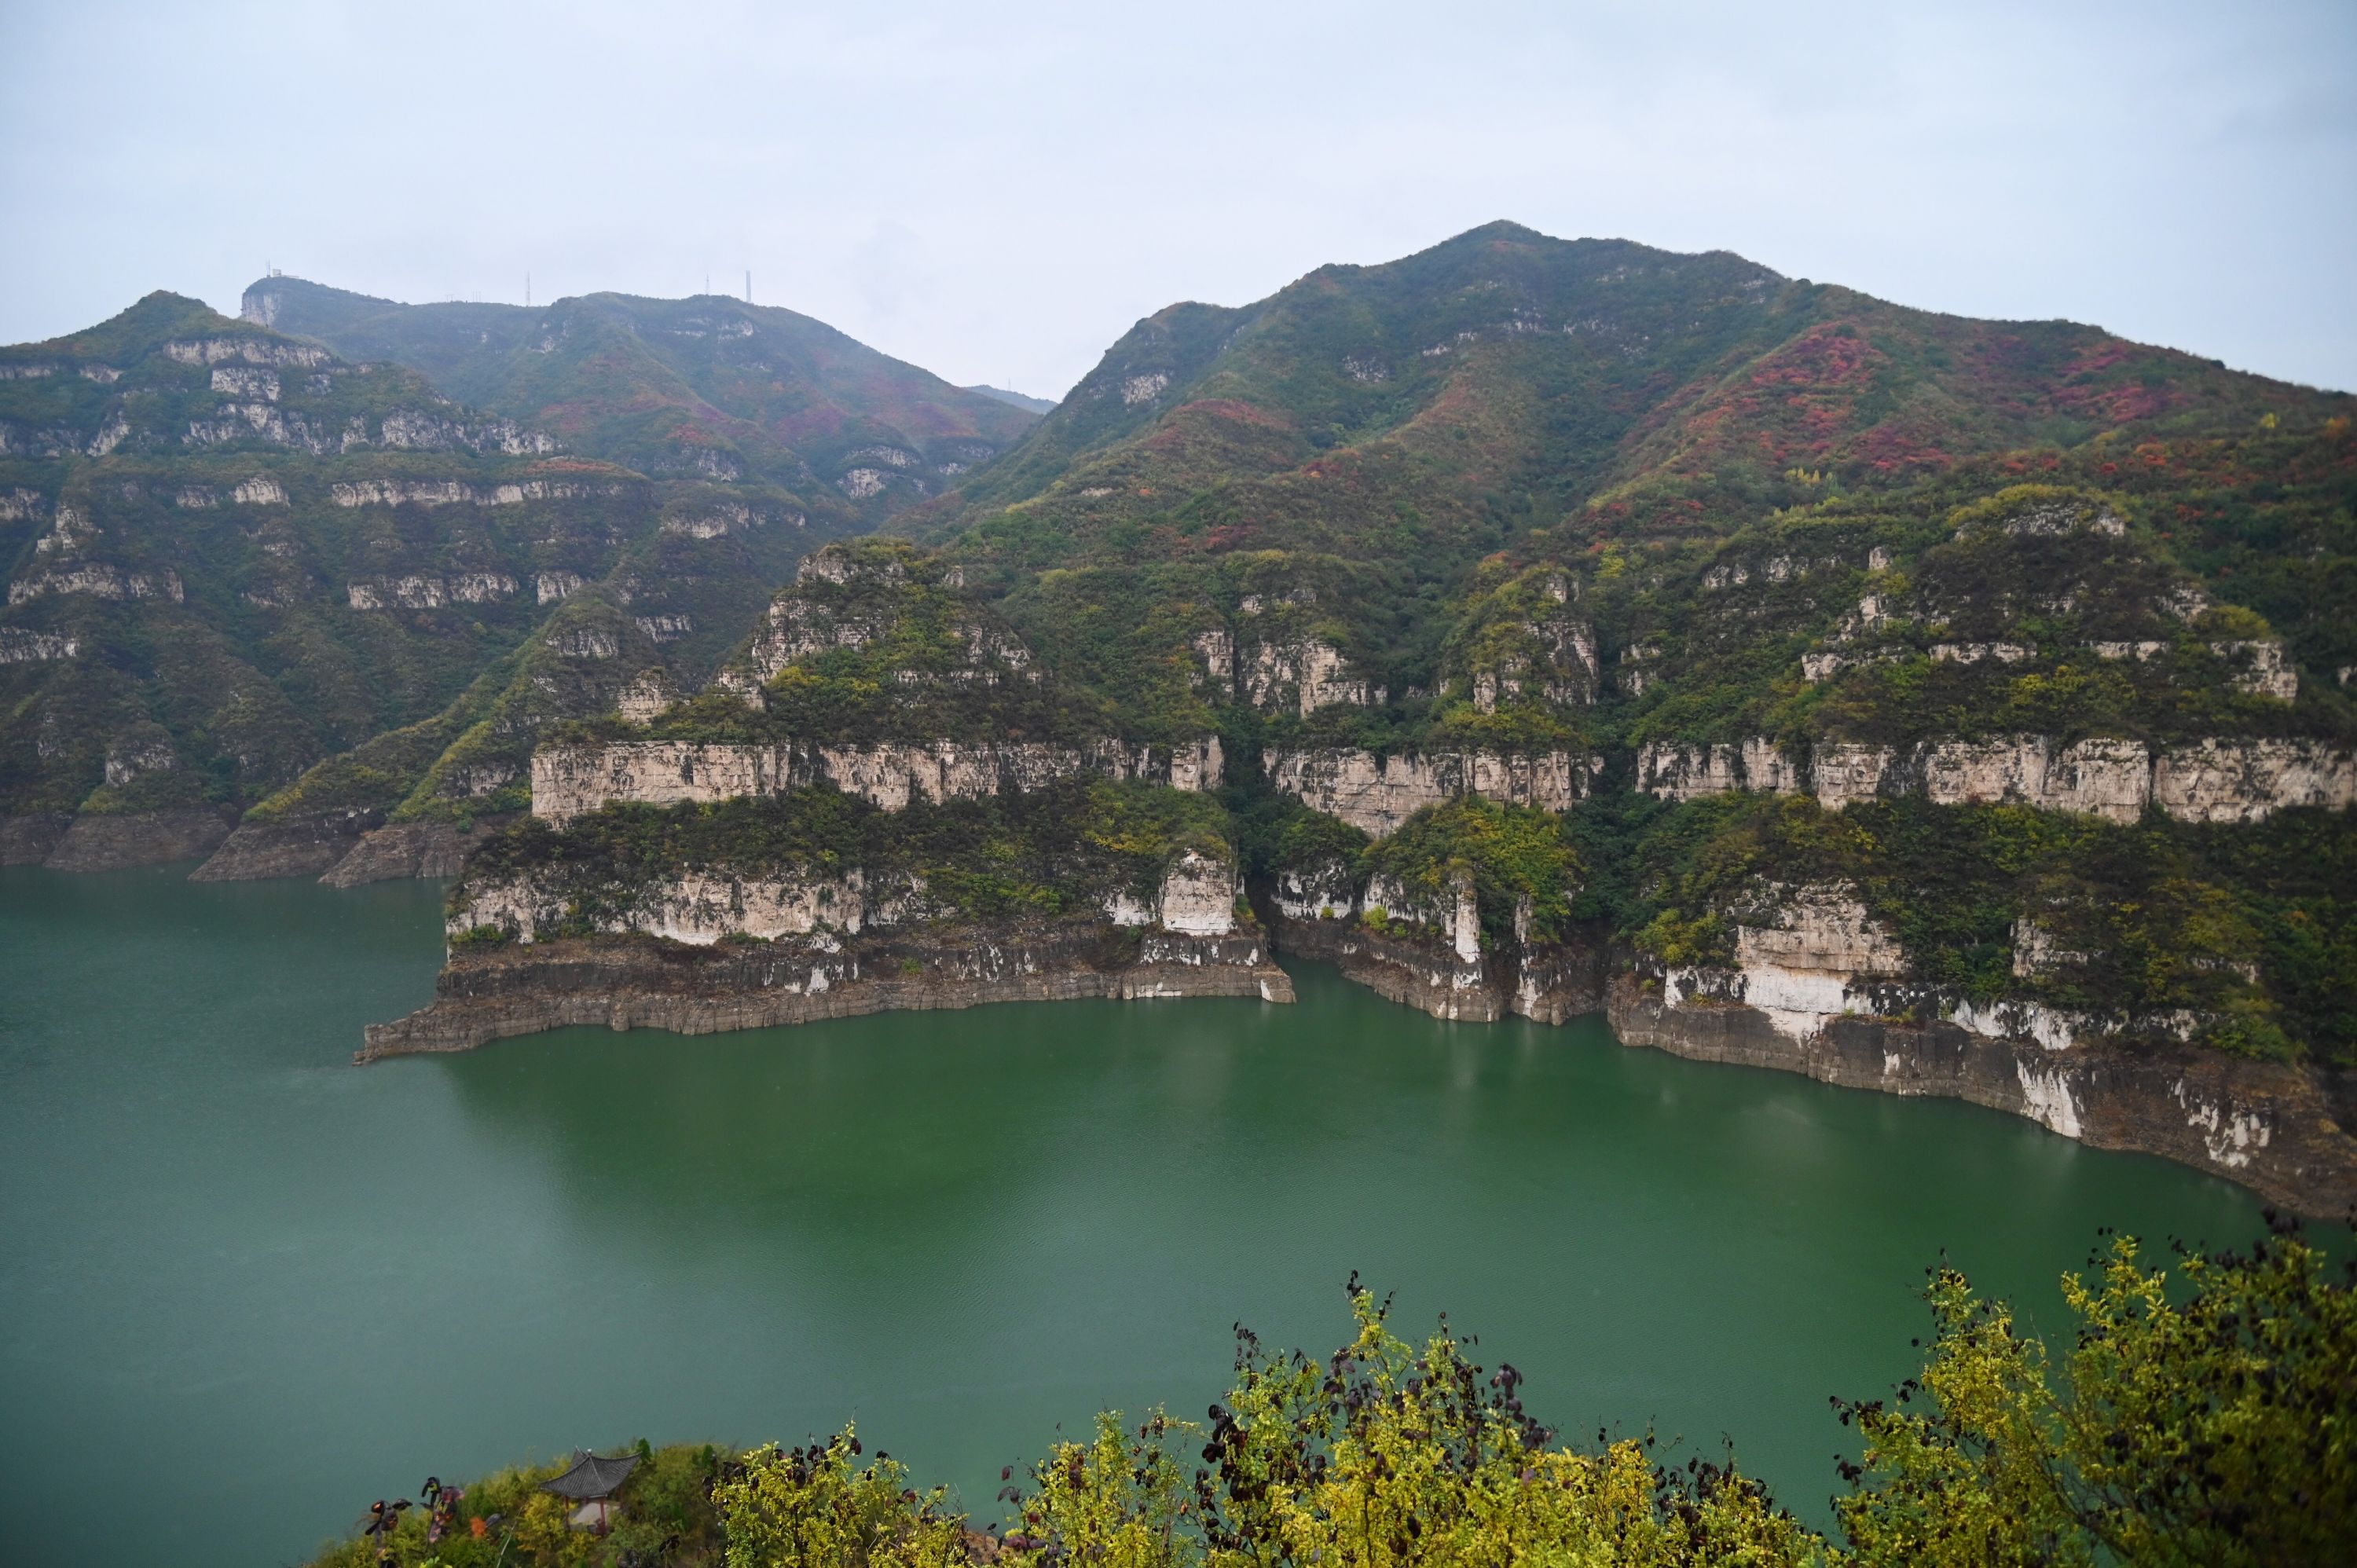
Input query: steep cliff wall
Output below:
<box><xmin>362</xmin><ymin>918</ymin><xmax>1292</xmax><ymax>1061</ymax></box>
<box><xmin>1635</xmin><ymin>735</ymin><xmax>2354</xmax><ymax>823</ymax></box>
<box><xmin>1264</xmin><ymin>748</ymin><xmax>1590</xmax><ymax>837</ymax></box>
<box><xmin>531</xmin><ymin>735</ymin><xmax>1222</xmax><ymax>823</ymax></box>
<box><xmin>1265</xmin><ymin>905</ymin><xmax>1604</xmax><ymax>1027</ymax></box>
<box><xmin>1258</xmin><ymin>868</ymin><xmax>2355</xmax><ymax>1214</ymax></box>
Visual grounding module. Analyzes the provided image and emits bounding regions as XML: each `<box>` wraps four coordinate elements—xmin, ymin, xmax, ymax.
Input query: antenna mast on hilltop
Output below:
<box><xmin>746</xmin><ymin>270</ymin><xmax>751</xmax><ymax>305</ymax></box>
<box><xmin>526</xmin><ymin>272</ymin><xmax>532</xmax><ymax>308</ymax></box>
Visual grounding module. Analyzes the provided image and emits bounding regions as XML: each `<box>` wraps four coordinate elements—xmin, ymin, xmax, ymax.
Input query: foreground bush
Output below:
<box><xmin>313</xmin><ymin>1224</ymin><xmax>2353</xmax><ymax>1566</ymax></box>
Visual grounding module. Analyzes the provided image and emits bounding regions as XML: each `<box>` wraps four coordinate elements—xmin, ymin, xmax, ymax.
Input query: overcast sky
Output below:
<box><xmin>2</xmin><ymin>0</ymin><xmax>2351</xmax><ymax>397</ymax></box>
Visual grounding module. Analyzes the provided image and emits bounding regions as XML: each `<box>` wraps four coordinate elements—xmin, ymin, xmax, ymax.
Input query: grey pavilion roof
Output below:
<box><xmin>541</xmin><ymin>1450</ymin><xmax>640</xmax><ymax>1500</ymax></box>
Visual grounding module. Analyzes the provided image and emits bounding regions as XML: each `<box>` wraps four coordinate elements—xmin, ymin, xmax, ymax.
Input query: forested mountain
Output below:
<box><xmin>405</xmin><ymin>222</ymin><xmax>2357</xmax><ymax>1211</ymax></box>
<box><xmin>0</xmin><ymin>292</ymin><xmax>858</xmax><ymax>870</ymax></box>
<box><xmin>914</xmin><ymin>220</ymin><xmax>2350</xmax><ymax>729</ymax></box>
<box><xmin>240</xmin><ymin>276</ymin><xmax>1039</xmax><ymax>515</ymax></box>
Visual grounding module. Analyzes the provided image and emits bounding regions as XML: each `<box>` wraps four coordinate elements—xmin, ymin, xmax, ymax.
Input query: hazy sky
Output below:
<box><xmin>3</xmin><ymin>1</ymin><xmax>2352</xmax><ymax>397</ymax></box>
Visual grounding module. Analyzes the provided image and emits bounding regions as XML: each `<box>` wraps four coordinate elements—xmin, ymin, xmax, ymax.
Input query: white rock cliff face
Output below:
<box><xmin>1264</xmin><ymin>748</ymin><xmax>1587</xmax><ymax>837</ymax></box>
<box><xmin>1635</xmin><ymin>735</ymin><xmax>2352</xmax><ymax>823</ymax></box>
<box><xmin>1105</xmin><ymin>849</ymin><xmax>1241</xmax><ymax>936</ymax></box>
<box><xmin>460</xmin><ymin>847</ymin><xmax>1242</xmax><ymax>951</ymax></box>
<box><xmin>531</xmin><ymin>736</ymin><xmax>1224</xmax><ymax>822</ymax></box>
<box><xmin>1244</xmin><ymin>637</ymin><xmax>1382</xmax><ymax>716</ymax></box>
<box><xmin>9</xmin><ymin>564</ymin><xmax>182</xmax><ymax>606</ymax></box>
<box><xmin>1723</xmin><ymin>885</ymin><xmax>1908</xmax><ymax>1040</ymax></box>
<box><xmin>453</xmin><ymin>869</ymin><xmax>874</xmax><ymax>945</ymax></box>
<box><xmin>0</xmin><ymin>627</ymin><xmax>78</xmax><ymax>662</ymax></box>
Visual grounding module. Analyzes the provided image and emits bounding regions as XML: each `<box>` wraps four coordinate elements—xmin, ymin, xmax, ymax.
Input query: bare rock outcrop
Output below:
<box><xmin>530</xmin><ymin>736</ymin><xmax>1222</xmax><ymax>823</ymax></box>
<box><xmin>1265</xmin><ymin>748</ymin><xmax>1589</xmax><ymax>837</ymax></box>
<box><xmin>1635</xmin><ymin>735</ymin><xmax>2354</xmax><ymax>823</ymax></box>
<box><xmin>1105</xmin><ymin>848</ymin><xmax>1241</xmax><ymax>936</ymax></box>
<box><xmin>361</xmin><ymin>918</ymin><xmax>1293</xmax><ymax>1061</ymax></box>
<box><xmin>1</xmin><ymin>812</ymin><xmax>71</xmax><ymax>864</ymax></box>
<box><xmin>1264</xmin><ymin>902</ymin><xmax>1604</xmax><ymax>1026</ymax></box>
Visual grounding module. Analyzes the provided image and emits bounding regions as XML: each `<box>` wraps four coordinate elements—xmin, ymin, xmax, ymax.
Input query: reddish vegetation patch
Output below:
<box><xmin>2059</xmin><ymin>380</ymin><xmax>2185</xmax><ymax>425</ymax></box>
<box><xmin>535</xmin><ymin>401</ymin><xmax>599</xmax><ymax>436</ymax></box>
<box><xmin>526</xmin><ymin>458</ymin><xmax>625</xmax><ymax>475</ymax></box>
<box><xmin>2067</xmin><ymin>340</ymin><xmax>2140</xmax><ymax>379</ymax></box>
<box><xmin>1745</xmin><ymin>324</ymin><xmax>1879</xmax><ymax>391</ymax></box>
<box><xmin>1849</xmin><ymin>421</ymin><xmax>1957</xmax><ymax>476</ymax></box>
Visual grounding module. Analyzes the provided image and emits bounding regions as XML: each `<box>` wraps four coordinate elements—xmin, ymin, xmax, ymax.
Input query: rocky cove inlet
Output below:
<box><xmin>0</xmin><ymin>863</ymin><xmax>2311</xmax><ymax>1568</ymax></box>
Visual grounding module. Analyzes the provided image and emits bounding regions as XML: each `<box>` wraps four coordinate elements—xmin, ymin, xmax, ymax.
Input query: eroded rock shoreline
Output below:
<box><xmin>360</xmin><ymin>921</ymin><xmax>1295</xmax><ymax>1061</ymax></box>
<box><xmin>13</xmin><ymin>804</ymin><xmax>2352</xmax><ymax>1214</ymax></box>
<box><xmin>1256</xmin><ymin>906</ymin><xmax>2357</xmax><ymax>1218</ymax></box>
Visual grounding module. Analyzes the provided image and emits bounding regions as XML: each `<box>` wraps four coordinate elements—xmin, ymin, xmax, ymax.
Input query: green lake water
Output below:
<box><xmin>0</xmin><ymin>863</ymin><xmax>2289</xmax><ymax>1565</ymax></box>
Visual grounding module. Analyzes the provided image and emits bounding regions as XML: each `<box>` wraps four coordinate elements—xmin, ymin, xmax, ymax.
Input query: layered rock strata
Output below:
<box><xmin>1264</xmin><ymin>748</ymin><xmax>1589</xmax><ymax>837</ymax></box>
<box><xmin>1636</xmin><ymin>735</ymin><xmax>2355</xmax><ymax>823</ymax></box>
<box><xmin>361</xmin><ymin>920</ymin><xmax>1293</xmax><ymax>1061</ymax></box>
<box><xmin>532</xmin><ymin>736</ymin><xmax>1222</xmax><ymax>823</ymax></box>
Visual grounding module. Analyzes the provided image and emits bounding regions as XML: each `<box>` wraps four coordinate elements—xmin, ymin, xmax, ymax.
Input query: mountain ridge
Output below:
<box><xmin>240</xmin><ymin>274</ymin><xmax>1039</xmax><ymax>511</ymax></box>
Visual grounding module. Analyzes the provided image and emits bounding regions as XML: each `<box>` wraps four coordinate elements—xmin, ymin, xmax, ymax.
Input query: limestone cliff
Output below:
<box><xmin>1265</xmin><ymin>748</ymin><xmax>1589</xmax><ymax>837</ymax></box>
<box><xmin>362</xmin><ymin>918</ymin><xmax>1292</xmax><ymax>1061</ymax></box>
<box><xmin>531</xmin><ymin>735</ymin><xmax>1222</xmax><ymax>823</ymax></box>
<box><xmin>1635</xmin><ymin>735</ymin><xmax>2354</xmax><ymax>823</ymax></box>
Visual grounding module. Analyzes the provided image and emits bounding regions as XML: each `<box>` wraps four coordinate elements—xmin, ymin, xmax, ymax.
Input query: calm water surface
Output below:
<box><xmin>0</xmin><ymin>863</ymin><xmax>2286</xmax><ymax>1566</ymax></box>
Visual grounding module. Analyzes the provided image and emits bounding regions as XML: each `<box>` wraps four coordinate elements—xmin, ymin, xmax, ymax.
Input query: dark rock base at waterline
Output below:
<box><xmin>1604</xmin><ymin>973</ymin><xmax>2357</xmax><ymax>1219</ymax></box>
<box><xmin>40</xmin><ymin>808</ymin><xmax>237</xmax><ymax>873</ymax></box>
<box><xmin>190</xmin><ymin>811</ymin><xmax>381</xmax><ymax>882</ymax></box>
<box><xmin>0</xmin><ymin>813</ymin><xmax>71</xmax><ymax>865</ymax></box>
<box><xmin>364</xmin><ymin>921</ymin><xmax>1295</xmax><ymax>1061</ymax></box>
<box><xmin>1264</xmin><ymin>906</ymin><xmax>2357</xmax><ymax>1217</ymax></box>
<box><xmin>322</xmin><ymin>817</ymin><xmax>513</xmax><ymax>887</ymax></box>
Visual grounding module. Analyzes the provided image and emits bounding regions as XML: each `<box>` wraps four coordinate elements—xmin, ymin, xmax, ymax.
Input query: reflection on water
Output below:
<box><xmin>0</xmin><ymin>865</ymin><xmax>2290</xmax><ymax>1567</ymax></box>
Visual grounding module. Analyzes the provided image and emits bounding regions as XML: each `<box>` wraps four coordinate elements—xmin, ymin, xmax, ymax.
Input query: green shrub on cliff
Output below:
<box><xmin>1362</xmin><ymin>798</ymin><xmax>1584</xmax><ymax>949</ymax></box>
<box><xmin>1613</xmin><ymin>794</ymin><xmax>2357</xmax><ymax>1064</ymax></box>
<box><xmin>453</xmin><ymin>780</ymin><xmax>1238</xmax><ymax>936</ymax></box>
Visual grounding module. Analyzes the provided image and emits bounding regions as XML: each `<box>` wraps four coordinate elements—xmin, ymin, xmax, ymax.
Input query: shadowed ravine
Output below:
<box><xmin>0</xmin><ymin>864</ymin><xmax>2293</xmax><ymax>1568</ymax></box>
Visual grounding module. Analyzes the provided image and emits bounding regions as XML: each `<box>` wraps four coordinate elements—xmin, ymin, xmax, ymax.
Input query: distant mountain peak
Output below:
<box><xmin>966</xmin><ymin>384</ymin><xmax>1057</xmax><ymax>415</ymax></box>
